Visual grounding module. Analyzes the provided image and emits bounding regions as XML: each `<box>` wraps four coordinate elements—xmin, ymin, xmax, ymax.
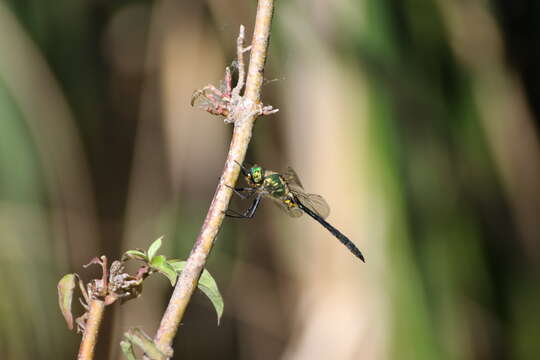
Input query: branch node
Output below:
<box><xmin>191</xmin><ymin>23</ymin><xmax>277</xmax><ymax>125</ymax></box>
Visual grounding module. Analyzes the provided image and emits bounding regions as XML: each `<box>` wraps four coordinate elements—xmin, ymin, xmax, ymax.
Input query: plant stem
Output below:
<box><xmin>152</xmin><ymin>0</ymin><xmax>275</xmax><ymax>355</ymax></box>
<box><xmin>77</xmin><ymin>299</ymin><xmax>106</xmax><ymax>360</ymax></box>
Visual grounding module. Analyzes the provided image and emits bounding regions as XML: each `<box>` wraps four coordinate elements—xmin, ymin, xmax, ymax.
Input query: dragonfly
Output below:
<box><xmin>226</xmin><ymin>163</ymin><xmax>365</xmax><ymax>262</ymax></box>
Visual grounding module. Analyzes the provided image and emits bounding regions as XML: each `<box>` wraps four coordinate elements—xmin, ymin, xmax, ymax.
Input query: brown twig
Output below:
<box><xmin>77</xmin><ymin>299</ymin><xmax>106</xmax><ymax>360</ymax></box>
<box><xmin>152</xmin><ymin>0</ymin><xmax>276</xmax><ymax>355</ymax></box>
<box><xmin>68</xmin><ymin>255</ymin><xmax>149</xmax><ymax>359</ymax></box>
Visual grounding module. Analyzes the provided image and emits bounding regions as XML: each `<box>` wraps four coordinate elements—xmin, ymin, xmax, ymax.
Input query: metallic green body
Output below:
<box><xmin>234</xmin><ymin>163</ymin><xmax>365</xmax><ymax>261</ymax></box>
<box><xmin>263</xmin><ymin>174</ymin><xmax>287</xmax><ymax>198</ymax></box>
<box><xmin>246</xmin><ymin>167</ymin><xmax>297</xmax><ymax>210</ymax></box>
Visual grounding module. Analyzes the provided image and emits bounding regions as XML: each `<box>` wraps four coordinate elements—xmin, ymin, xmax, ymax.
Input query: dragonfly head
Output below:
<box><xmin>247</xmin><ymin>165</ymin><xmax>264</xmax><ymax>185</ymax></box>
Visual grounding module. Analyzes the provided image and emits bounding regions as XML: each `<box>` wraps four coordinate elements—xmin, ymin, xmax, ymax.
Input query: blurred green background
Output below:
<box><xmin>1</xmin><ymin>0</ymin><xmax>539</xmax><ymax>359</ymax></box>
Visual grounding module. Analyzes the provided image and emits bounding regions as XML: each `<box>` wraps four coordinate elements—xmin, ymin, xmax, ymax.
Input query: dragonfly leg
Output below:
<box><xmin>224</xmin><ymin>184</ymin><xmax>255</xmax><ymax>199</ymax></box>
<box><xmin>225</xmin><ymin>194</ymin><xmax>262</xmax><ymax>218</ymax></box>
<box><xmin>233</xmin><ymin>160</ymin><xmax>249</xmax><ymax>177</ymax></box>
<box><xmin>225</xmin><ymin>208</ymin><xmax>249</xmax><ymax>218</ymax></box>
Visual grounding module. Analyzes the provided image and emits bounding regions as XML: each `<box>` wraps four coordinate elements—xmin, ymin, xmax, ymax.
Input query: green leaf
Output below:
<box><xmin>123</xmin><ymin>250</ymin><xmax>148</xmax><ymax>261</ymax></box>
<box><xmin>198</xmin><ymin>268</ymin><xmax>224</xmax><ymax>325</ymax></box>
<box><xmin>120</xmin><ymin>340</ymin><xmax>137</xmax><ymax>360</ymax></box>
<box><xmin>150</xmin><ymin>255</ymin><xmax>177</xmax><ymax>286</ymax></box>
<box><xmin>147</xmin><ymin>236</ymin><xmax>163</xmax><ymax>261</ymax></box>
<box><xmin>123</xmin><ymin>328</ymin><xmax>171</xmax><ymax>360</ymax></box>
<box><xmin>168</xmin><ymin>259</ymin><xmax>186</xmax><ymax>273</ymax></box>
<box><xmin>168</xmin><ymin>260</ymin><xmax>224</xmax><ymax>325</ymax></box>
<box><xmin>57</xmin><ymin>274</ymin><xmax>77</xmax><ymax>330</ymax></box>
<box><xmin>149</xmin><ymin>254</ymin><xmax>166</xmax><ymax>267</ymax></box>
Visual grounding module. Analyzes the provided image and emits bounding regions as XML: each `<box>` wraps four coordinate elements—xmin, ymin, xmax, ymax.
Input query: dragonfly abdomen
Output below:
<box><xmin>295</xmin><ymin>198</ymin><xmax>365</xmax><ymax>262</ymax></box>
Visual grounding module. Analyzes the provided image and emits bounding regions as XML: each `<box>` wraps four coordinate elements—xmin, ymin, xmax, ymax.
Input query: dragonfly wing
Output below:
<box><xmin>284</xmin><ymin>167</ymin><xmax>304</xmax><ymax>189</ymax></box>
<box><xmin>270</xmin><ymin>197</ymin><xmax>304</xmax><ymax>218</ymax></box>
<box><xmin>293</xmin><ymin>192</ymin><xmax>331</xmax><ymax>219</ymax></box>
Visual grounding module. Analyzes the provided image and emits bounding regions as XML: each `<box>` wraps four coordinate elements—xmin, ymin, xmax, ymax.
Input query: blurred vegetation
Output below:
<box><xmin>0</xmin><ymin>0</ymin><xmax>539</xmax><ymax>359</ymax></box>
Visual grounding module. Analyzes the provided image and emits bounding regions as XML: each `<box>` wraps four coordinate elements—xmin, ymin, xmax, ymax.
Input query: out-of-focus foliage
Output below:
<box><xmin>0</xmin><ymin>0</ymin><xmax>539</xmax><ymax>359</ymax></box>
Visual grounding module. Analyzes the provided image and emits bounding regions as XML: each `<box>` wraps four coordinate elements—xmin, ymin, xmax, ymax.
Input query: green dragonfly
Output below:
<box><xmin>226</xmin><ymin>163</ymin><xmax>365</xmax><ymax>262</ymax></box>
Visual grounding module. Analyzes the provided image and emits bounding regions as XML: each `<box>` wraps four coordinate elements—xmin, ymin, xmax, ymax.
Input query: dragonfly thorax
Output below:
<box><xmin>263</xmin><ymin>173</ymin><xmax>289</xmax><ymax>198</ymax></box>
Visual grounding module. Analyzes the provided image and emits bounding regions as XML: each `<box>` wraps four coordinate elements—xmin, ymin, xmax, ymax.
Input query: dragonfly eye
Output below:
<box><xmin>250</xmin><ymin>166</ymin><xmax>263</xmax><ymax>183</ymax></box>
